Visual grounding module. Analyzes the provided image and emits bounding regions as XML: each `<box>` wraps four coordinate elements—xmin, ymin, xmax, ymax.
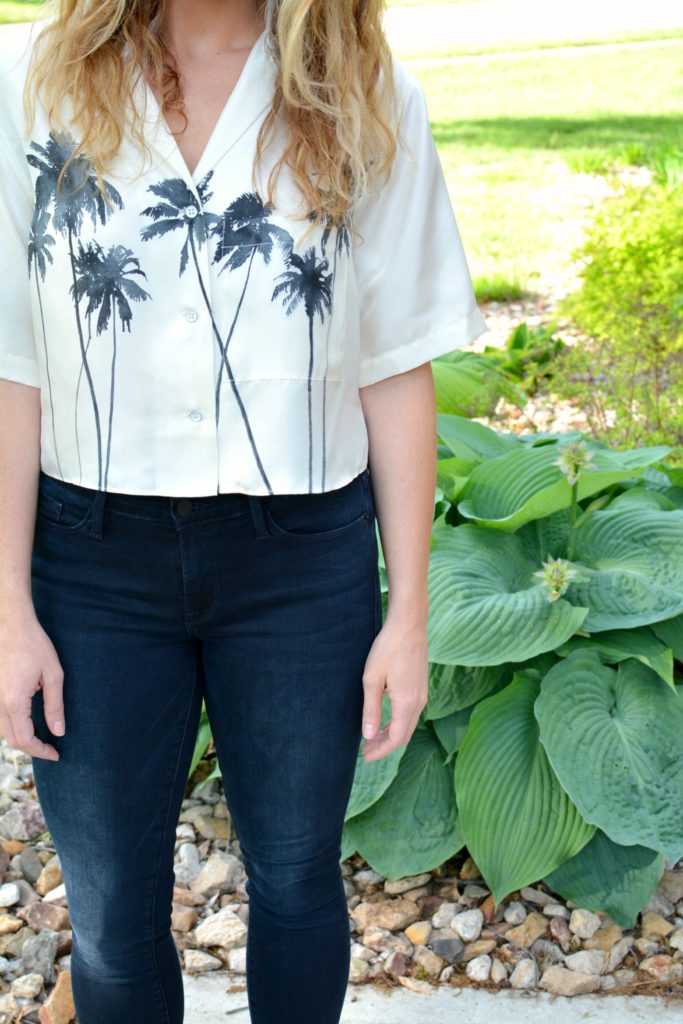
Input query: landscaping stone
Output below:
<box><xmin>0</xmin><ymin>733</ymin><xmax>681</xmax><ymax>1012</ymax></box>
<box><xmin>540</xmin><ymin>964</ymin><xmax>602</xmax><ymax>995</ymax></box>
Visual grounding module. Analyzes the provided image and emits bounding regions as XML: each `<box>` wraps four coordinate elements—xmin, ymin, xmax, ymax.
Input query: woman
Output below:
<box><xmin>0</xmin><ymin>1</ymin><xmax>487</xmax><ymax>1022</ymax></box>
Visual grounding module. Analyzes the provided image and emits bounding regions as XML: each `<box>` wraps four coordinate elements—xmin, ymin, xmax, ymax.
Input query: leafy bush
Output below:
<box><xmin>481</xmin><ymin>321</ymin><xmax>565</xmax><ymax>397</ymax></box>
<box><xmin>341</xmin><ymin>417</ymin><xmax>683</xmax><ymax>927</ymax></box>
<box><xmin>551</xmin><ymin>179</ymin><xmax>683</xmax><ymax>450</ymax></box>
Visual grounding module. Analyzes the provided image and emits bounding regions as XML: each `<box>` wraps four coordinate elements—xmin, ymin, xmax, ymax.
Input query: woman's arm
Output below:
<box><xmin>358</xmin><ymin>361</ymin><xmax>435</xmax><ymax>762</ymax></box>
<box><xmin>0</xmin><ymin>379</ymin><xmax>63</xmax><ymax>760</ymax></box>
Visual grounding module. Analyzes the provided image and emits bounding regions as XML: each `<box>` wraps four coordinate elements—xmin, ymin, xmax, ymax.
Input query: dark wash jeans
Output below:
<box><xmin>29</xmin><ymin>466</ymin><xmax>382</xmax><ymax>1024</ymax></box>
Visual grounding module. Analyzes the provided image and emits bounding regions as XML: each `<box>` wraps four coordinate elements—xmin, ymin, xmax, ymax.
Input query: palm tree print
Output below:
<box><xmin>27</xmin><ymin>131</ymin><xmax>124</xmax><ymax>490</ymax></box>
<box><xmin>211</xmin><ymin>191</ymin><xmax>293</xmax><ymax>411</ymax></box>
<box><xmin>272</xmin><ymin>248</ymin><xmax>333</xmax><ymax>492</ymax></box>
<box><xmin>139</xmin><ymin>172</ymin><xmax>227</xmax><ymax>392</ymax></box>
<box><xmin>71</xmin><ymin>242</ymin><xmax>151</xmax><ymax>491</ymax></box>
<box><xmin>319</xmin><ymin>212</ymin><xmax>351</xmax><ymax>489</ymax></box>
<box><xmin>141</xmin><ymin>180</ymin><xmax>282</xmax><ymax>493</ymax></box>
<box><xmin>27</xmin><ymin>204</ymin><xmax>63</xmax><ymax>477</ymax></box>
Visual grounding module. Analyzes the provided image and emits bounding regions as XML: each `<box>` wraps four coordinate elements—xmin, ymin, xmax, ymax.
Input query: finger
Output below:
<box><xmin>9</xmin><ymin>698</ymin><xmax>60</xmax><ymax>761</ymax></box>
<box><xmin>41</xmin><ymin>667</ymin><xmax>66</xmax><ymax>736</ymax></box>
<box><xmin>363</xmin><ymin>712</ymin><xmax>413</xmax><ymax>761</ymax></box>
<box><xmin>361</xmin><ymin>675</ymin><xmax>385</xmax><ymax>740</ymax></box>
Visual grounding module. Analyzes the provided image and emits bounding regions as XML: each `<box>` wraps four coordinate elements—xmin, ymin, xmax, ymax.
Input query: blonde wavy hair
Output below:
<box><xmin>23</xmin><ymin>0</ymin><xmax>401</xmax><ymax>231</ymax></box>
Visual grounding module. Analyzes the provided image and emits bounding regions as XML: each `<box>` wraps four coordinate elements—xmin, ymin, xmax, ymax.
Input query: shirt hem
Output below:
<box><xmin>357</xmin><ymin>307</ymin><xmax>489</xmax><ymax>388</ymax></box>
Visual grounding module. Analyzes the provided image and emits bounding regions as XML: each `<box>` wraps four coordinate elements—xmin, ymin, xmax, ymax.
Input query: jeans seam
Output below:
<box><xmin>149</xmin><ymin>656</ymin><xmax>199</xmax><ymax>1024</ymax></box>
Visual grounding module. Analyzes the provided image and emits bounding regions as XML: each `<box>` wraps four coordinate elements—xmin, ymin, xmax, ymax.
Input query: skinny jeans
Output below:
<box><xmin>29</xmin><ymin>465</ymin><xmax>382</xmax><ymax>1024</ymax></box>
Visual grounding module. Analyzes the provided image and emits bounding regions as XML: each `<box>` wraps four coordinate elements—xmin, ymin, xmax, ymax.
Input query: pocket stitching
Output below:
<box><xmin>262</xmin><ymin>502</ymin><xmax>369</xmax><ymax>541</ymax></box>
<box><xmin>36</xmin><ymin>493</ymin><xmax>92</xmax><ymax>532</ymax></box>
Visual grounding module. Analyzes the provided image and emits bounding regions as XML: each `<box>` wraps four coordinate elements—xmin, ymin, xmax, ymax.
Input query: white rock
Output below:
<box><xmin>490</xmin><ymin>958</ymin><xmax>508</xmax><ymax>984</ymax></box>
<box><xmin>565</xmin><ymin>949</ymin><xmax>607</xmax><ymax>975</ymax></box>
<box><xmin>543</xmin><ymin>903</ymin><xmax>570</xmax><ymax>919</ymax></box>
<box><xmin>228</xmin><ymin>946</ymin><xmax>247</xmax><ymax>973</ymax></box>
<box><xmin>11</xmin><ymin>973</ymin><xmax>44</xmax><ymax>998</ymax></box>
<box><xmin>194</xmin><ymin>907</ymin><xmax>248</xmax><ymax>950</ymax></box>
<box><xmin>510</xmin><ymin>957</ymin><xmax>538</xmax><ymax>989</ymax></box>
<box><xmin>450</xmin><ymin>908</ymin><xmax>484</xmax><ymax>942</ymax></box>
<box><xmin>607</xmin><ymin>936</ymin><xmax>634</xmax><ymax>972</ymax></box>
<box><xmin>42</xmin><ymin>883</ymin><xmax>67</xmax><ymax>903</ymax></box>
<box><xmin>432</xmin><ymin>902</ymin><xmax>459</xmax><ymax>929</ymax></box>
<box><xmin>183</xmin><ymin>949</ymin><xmax>223</xmax><ymax>974</ymax></box>
<box><xmin>190</xmin><ymin>851</ymin><xmax>245</xmax><ymax>896</ymax></box>
<box><xmin>174</xmin><ymin>843</ymin><xmax>202</xmax><ymax>885</ymax></box>
<box><xmin>0</xmin><ymin>883</ymin><xmax>21</xmax><ymax>908</ymax></box>
<box><xmin>568</xmin><ymin>908</ymin><xmax>602</xmax><ymax>939</ymax></box>
<box><xmin>466</xmin><ymin>954</ymin><xmax>492</xmax><ymax>981</ymax></box>
<box><xmin>349</xmin><ymin>957</ymin><xmax>370</xmax><ymax>983</ymax></box>
<box><xmin>540</xmin><ymin>964</ymin><xmax>601</xmax><ymax>995</ymax></box>
<box><xmin>504</xmin><ymin>901</ymin><xmax>527</xmax><ymax>924</ymax></box>
<box><xmin>353</xmin><ymin>869</ymin><xmax>384</xmax><ymax>891</ymax></box>
<box><xmin>350</xmin><ymin>942</ymin><xmax>375</xmax><ymax>962</ymax></box>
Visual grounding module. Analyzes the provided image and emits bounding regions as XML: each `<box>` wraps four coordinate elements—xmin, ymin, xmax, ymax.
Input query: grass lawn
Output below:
<box><xmin>412</xmin><ymin>39</ymin><xmax>683</xmax><ymax>298</ymax></box>
<box><xmin>0</xmin><ymin>0</ymin><xmax>44</xmax><ymax>24</ymax></box>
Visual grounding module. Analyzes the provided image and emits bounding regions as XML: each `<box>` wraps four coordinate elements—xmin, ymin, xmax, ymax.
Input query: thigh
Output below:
<box><xmin>29</xmin><ymin>490</ymin><xmax>203</xmax><ymax>938</ymax></box>
<box><xmin>199</xmin><ymin>476</ymin><xmax>382</xmax><ymax>861</ymax></box>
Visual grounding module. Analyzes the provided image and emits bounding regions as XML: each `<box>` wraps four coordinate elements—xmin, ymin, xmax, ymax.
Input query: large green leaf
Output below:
<box><xmin>345</xmin><ymin>694</ymin><xmax>407</xmax><ymax>819</ymax></box>
<box><xmin>432</xmin><ymin>709</ymin><xmax>473</xmax><ymax>763</ymax></box>
<box><xmin>344</xmin><ymin>723</ymin><xmax>464</xmax><ymax>878</ymax></box>
<box><xmin>433</xmin><ymin>350</ymin><xmax>522</xmax><ymax>418</ymax></box>
<box><xmin>556</xmin><ymin>628</ymin><xmax>675</xmax><ymax>690</ymax></box>
<box><xmin>426</xmin><ymin>662</ymin><xmax>513</xmax><ymax>719</ymax></box>
<box><xmin>458</xmin><ymin>444</ymin><xmax>669</xmax><ymax>531</ymax></box>
<box><xmin>652</xmin><ymin>613</ymin><xmax>683</xmax><ymax>660</ymax></box>
<box><xmin>544</xmin><ymin>829</ymin><xmax>665</xmax><ymax>929</ymax></box>
<box><xmin>436</xmin><ymin>413</ymin><xmax>521</xmax><ymax>464</ymax></box>
<box><xmin>535</xmin><ymin>651</ymin><xmax>683</xmax><ymax>864</ymax></box>
<box><xmin>427</xmin><ymin>520</ymin><xmax>588</xmax><ymax>665</ymax></box>
<box><xmin>454</xmin><ymin>669</ymin><xmax>595</xmax><ymax>907</ymax></box>
<box><xmin>568</xmin><ymin>507</ymin><xmax>683</xmax><ymax>631</ymax></box>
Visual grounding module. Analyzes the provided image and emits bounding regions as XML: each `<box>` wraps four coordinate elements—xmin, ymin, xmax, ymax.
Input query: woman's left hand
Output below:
<box><xmin>360</xmin><ymin>615</ymin><xmax>428</xmax><ymax>762</ymax></box>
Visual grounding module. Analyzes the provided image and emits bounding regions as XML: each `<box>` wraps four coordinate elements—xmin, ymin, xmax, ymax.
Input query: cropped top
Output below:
<box><xmin>0</xmin><ymin>22</ymin><xmax>489</xmax><ymax>496</ymax></box>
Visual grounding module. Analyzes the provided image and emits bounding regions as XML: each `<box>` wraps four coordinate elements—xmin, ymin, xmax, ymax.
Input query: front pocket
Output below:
<box><xmin>36</xmin><ymin>491</ymin><xmax>93</xmax><ymax>532</ymax></box>
<box><xmin>262</xmin><ymin>475</ymin><xmax>370</xmax><ymax>541</ymax></box>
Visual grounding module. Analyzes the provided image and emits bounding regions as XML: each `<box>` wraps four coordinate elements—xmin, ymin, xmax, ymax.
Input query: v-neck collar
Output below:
<box><xmin>137</xmin><ymin>28</ymin><xmax>275</xmax><ymax>191</ymax></box>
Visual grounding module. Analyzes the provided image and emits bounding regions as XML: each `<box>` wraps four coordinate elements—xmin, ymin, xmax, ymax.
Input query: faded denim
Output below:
<box><xmin>29</xmin><ymin>466</ymin><xmax>382</xmax><ymax>1024</ymax></box>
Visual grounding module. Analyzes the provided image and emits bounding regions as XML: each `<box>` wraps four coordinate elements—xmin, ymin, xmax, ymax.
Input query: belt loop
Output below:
<box><xmin>360</xmin><ymin>465</ymin><xmax>371</xmax><ymax>514</ymax></box>
<box><xmin>248</xmin><ymin>495</ymin><xmax>269</xmax><ymax>539</ymax></box>
<box><xmin>89</xmin><ymin>487</ymin><xmax>106</xmax><ymax>540</ymax></box>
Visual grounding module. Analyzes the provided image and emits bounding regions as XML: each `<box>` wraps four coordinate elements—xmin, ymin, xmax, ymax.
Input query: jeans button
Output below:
<box><xmin>176</xmin><ymin>499</ymin><xmax>193</xmax><ymax>517</ymax></box>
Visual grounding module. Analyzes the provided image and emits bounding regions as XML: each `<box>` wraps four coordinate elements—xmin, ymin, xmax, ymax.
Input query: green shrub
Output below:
<box><xmin>481</xmin><ymin>321</ymin><xmax>566</xmax><ymax>397</ymax></box>
<box><xmin>342</xmin><ymin>418</ymin><xmax>683</xmax><ymax>926</ymax></box>
<box><xmin>552</xmin><ymin>179</ymin><xmax>683</xmax><ymax>450</ymax></box>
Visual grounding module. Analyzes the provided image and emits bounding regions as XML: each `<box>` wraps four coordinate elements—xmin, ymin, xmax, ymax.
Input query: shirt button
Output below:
<box><xmin>188</xmin><ymin>410</ymin><xmax>203</xmax><ymax>422</ymax></box>
<box><xmin>185</xmin><ymin>308</ymin><xmax>199</xmax><ymax>323</ymax></box>
<box><xmin>184</xmin><ymin>205</ymin><xmax>199</xmax><ymax>219</ymax></box>
<box><xmin>176</xmin><ymin>499</ymin><xmax>193</xmax><ymax>517</ymax></box>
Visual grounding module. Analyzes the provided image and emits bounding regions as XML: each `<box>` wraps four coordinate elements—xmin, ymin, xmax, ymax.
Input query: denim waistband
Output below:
<box><xmin>37</xmin><ymin>467</ymin><xmax>371</xmax><ymax>540</ymax></box>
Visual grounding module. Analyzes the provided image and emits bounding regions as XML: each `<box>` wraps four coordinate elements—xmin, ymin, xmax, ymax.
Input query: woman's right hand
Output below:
<box><xmin>0</xmin><ymin>608</ymin><xmax>64</xmax><ymax>761</ymax></box>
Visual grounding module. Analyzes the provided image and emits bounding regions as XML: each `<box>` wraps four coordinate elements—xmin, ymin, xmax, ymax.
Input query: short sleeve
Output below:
<box><xmin>0</xmin><ymin>56</ymin><xmax>41</xmax><ymax>389</ymax></box>
<box><xmin>352</xmin><ymin>62</ymin><xmax>488</xmax><ymax>388</ymax></box>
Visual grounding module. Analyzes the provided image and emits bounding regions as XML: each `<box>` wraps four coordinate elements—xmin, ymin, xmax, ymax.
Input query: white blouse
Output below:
<box><xmin>0</xmin><ymin>22</ymin><xmax>489</xmax><ymax>497</ymax></box>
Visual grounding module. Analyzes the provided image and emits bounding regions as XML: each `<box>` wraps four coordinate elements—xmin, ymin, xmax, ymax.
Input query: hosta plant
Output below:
<box><xmin>341</xmin><ymin>416</ymin><xmax>683</xmax><ymax>927</ymax></box>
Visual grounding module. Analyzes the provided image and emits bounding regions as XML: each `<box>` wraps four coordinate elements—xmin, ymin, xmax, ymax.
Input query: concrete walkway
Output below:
<box><xmin>183</xmin><ymin>971</ymin><xmax>683</xmax><ymax>1023</ymax></box>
